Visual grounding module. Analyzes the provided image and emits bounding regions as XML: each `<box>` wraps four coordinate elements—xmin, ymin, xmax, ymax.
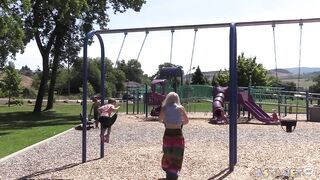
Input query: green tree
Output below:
<box><xmin>126</xmin><ymin>59</ymin><xmax>144</xmax><ymax>83</ymax></box>
<box><xmin>117</xmin><ymin>59</ymin><xmax>144</xmax><ymax>83</ymax></box>
<box><xmin>309</xmin><ymin>75</ymin><xmax>320</xmax><ymax>93</ymax></box>
<box><xmin>88</xmin><ymin>59</ymin><xmax>102</xmax><ymax>93</ymax></box>
<box><xmin>0</xmin><ymin>81</ymin><xmax>4</xmax><ymax>97</ymax></box>
<box><xmin>237</xmin><ymin>52</ymin><xmax>268</xmax><ymax>87</ymax></box>
<box><xmin>113</xmin><ymin>69</ymin><xmax>126</xmax><ymax>92</ymax></box>
<box><xmin>191</xmin><ymin>66</ymin><xmax>206</xmax><ymax>85</ymax></box>
<box><xmin>267</xmin><ymin>75</ymin><xmax>297</xmax><ymax>91</ymax></box>
<box><xmin>20</xmin><ymin>0</ymin><xmax>145</xmax><ymax>112</ymax></box>
<box><xmin>31</xmin><ymin>68</ymin><xmax>42</xmax><ymax>90</ymax></box>
<box><xmin>211</xmin><ymin>69</ymin><xmax>229</xmax><ymax>87</ymax></box>
<box><xmin>211</xmin><ymin>53</ymin><xmax>268</xmax><ymax>87</ymax></box>
<box><xmin>1</xmin><ymin>62</ymin><xmax>21</xmax><ymax>106</ymax></box>
<box><xmin>266</xmin><ymin>75</ymin><xmax>280</xmax><ymax>87</ymax></box>
<box><xmin>0</xmin><ymin>1</ymin><xmax>30</xmax><ymax>68</ymax></box>
<box><xmin>141</xmin><ymin>74</ymin><xmax>151</xmax><ymax>85</ymax></box>
<box><xmin>151</xmin><ymin>62</ymin><xmax>182</xmax><ymax>79</ymax></box>
<box><xmin>69</xmin><ymin>57</ymin><xmax>103</xmax><ymax>94</ymax></box>
<box><xmin>55</xmin><ymin>68</ymin><xmax>69</xmax><ymax>95</ymax></box>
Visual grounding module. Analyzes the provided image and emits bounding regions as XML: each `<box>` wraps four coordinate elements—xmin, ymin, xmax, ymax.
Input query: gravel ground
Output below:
<box><xmin>1</xmin><ymin>113</ymin><xmax>320</xmax><ymax>180</ymax></box>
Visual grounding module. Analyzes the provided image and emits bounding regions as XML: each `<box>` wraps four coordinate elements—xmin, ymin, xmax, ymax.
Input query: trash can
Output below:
<box><xmin>309</xmin><ymin>106</ymin><xmax>320</xmax><ymax>122</ymax></box>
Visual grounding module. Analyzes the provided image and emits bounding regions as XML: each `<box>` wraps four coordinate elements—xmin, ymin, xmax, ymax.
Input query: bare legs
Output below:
<box><xmin>100</xmin><ymin>127</ymin><xmax>111</xmax><ymax>143</ymax></box>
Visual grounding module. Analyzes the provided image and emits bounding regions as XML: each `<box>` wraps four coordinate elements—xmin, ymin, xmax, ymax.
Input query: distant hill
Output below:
<box><xmin>267</xmin><ymin>67</ymin><xmax>320</xmax><ymax>79</ymax></box>
<box><xmin>199</xmin><ymin>67</ymin><xmax>320</xmax><ymax>83</ymax></box>
<box><xmin>281</xmin><ymin>67</ymin><xmax>320</xmax><ymax>74</ymax></box>
<box><xmin>267</xmin><ymin>69</ymin><xmax>292</xmax><ymax>78</ymax></box>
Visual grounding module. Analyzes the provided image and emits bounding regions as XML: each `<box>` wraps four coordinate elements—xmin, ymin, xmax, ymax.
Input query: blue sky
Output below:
<box><xmin>15</xmin><ymin>0</ymin><xmax>320</xmax><ymax>75</ymax></box>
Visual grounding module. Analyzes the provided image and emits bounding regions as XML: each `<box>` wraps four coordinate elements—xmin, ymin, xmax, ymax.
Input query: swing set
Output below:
<box><xmin>81</xmin><ymin>18</ymin><xmax>320</xmax><ymax>172</ymax></box>
<box><xmin>271</xmin><ymin>21</ymin><xmax>304</xmax><ymax>132</ymax></box>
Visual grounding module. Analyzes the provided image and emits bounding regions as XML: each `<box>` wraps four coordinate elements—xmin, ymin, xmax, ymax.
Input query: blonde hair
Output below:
<box><xmin>162</xmin><ymin>92</ymin><xmax>181</xmax><ymax>107</ymax></box>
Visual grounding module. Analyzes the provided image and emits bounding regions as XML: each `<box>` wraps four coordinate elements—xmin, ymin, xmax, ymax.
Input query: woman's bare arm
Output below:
<box><xmin>159</xmin><ymin>108</ymin><xmax>165</xmax><ymax>123</ymax></box>
<box><xmin>180</xmin><ymin>106</ymin><xmax>189</xmax><ymax>125</ymax></box>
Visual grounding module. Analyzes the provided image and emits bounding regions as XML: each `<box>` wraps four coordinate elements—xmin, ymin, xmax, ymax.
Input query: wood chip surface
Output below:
<box><xmin>1</xmin><ymin>113</ymin><xmax>320</xmax><ymax>179</ymax></box>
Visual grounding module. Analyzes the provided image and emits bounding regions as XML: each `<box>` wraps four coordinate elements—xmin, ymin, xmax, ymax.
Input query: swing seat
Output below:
<box><xmin>79</xmin><ymin>113</ymin><xmax>94</xmax><ymax>129</ymax></box>
<box><xmin>151</xmin><ymin>106</ymin><xmax>161</xmax><ymax>116</ymax></box>
<box><xmin>280</xmin><ymin>120</ymin><xmax>297</xmax><ymax>133</ymax></box>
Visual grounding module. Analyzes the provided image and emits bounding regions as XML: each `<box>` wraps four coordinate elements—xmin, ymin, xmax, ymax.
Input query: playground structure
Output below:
<box><xmin>238</xmin><ymin>91</ymin><xmax>279</xmax><ymax>124</ymax></box>
<box><xmin>212</xmin><ymin>86</ymin><xmax>280</xmax><ymax>124</ymax></box>
<box><xmin>146</xmin><ymin>66</ymin><xmax>214</xmax><ymax>117</ymax></box>
<box><xmin>81</xmin><ymin>18</ymin><xmax>320</xmax><ymax>171</ymax></box>
<box><xmin>148</xmin><ymin>67</ymin><xmax>184</xmax><ymax>116</ymax></box>
<box><xmin>212</xmin><ymin>85</ymin><xmax>320</xmax><ymax>123</ymax></box>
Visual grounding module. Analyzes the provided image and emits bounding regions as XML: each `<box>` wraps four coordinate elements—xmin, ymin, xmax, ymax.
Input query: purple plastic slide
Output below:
<box><xmin>212</xmin><ymin>86</ymin><xmax>278</xmax><ymax>124</ymax></box>
<box><xmin>238</xmin><ymin>91</ymin><xmax>278</xmax><ymax>124</ymax></box>
<box><xmin>212</xmin><ymin>86</ymin><xmax>228</xmax><ymax>123</ymax></box>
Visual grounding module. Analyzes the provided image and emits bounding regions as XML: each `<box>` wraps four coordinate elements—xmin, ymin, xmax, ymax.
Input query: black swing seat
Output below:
<box><xmin>280</xmin><ymin>120</ymin><xmax>297</xmax><ymax>133</ymax></box>
<box><xmin>78</xmin><ymin>113</ymin><xmax>94</xmax><ymax>129</ymax></box>
<box><xmin>151</xmin><ymin>106</ymin><xmax>161</xmax><ymax>117</ymax></box>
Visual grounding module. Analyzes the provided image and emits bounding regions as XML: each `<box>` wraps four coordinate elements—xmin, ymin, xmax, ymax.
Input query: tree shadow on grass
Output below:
<box><xmin>0</xmin><ymin>132</ymin><xmax>10</xmax><ymax>136</ymax></box>
<box><xmin>17</xmin><ymin>157</ymin><xmax>100</xmax><ymax>179</ymax></box>
<box><xmin>0</xmin><ymin>111</ymin><xmax>79</xmax><ymax>132</ymax></box>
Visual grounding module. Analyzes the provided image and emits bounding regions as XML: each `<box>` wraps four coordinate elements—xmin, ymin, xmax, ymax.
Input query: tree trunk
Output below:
<box><xmin>45</xmin><ymin>31</ymin><xmax>63</xmax><ymax>111</ymax></box>
<box><xmin>8</xmin><ymin>91</ymin><xmax>11</xmax><ymax>107</ymax></box>
<box><xmin>33</xmin><ymin>31</ymin><xmax>54</xmax><ymax>113</ymax></box>
<box><xmin>33</xmin><ymin>59</ymin><xmax>49</xmax><ymax>112</ymax></box>
<box><xmin>45</xmin><ymin>56</ymin><xmax>59</xmax><ymax>110</ymax></box>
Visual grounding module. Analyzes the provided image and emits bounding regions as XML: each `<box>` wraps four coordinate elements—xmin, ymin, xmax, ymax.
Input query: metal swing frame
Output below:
<box><xmin>81</xmin><ymin>18</ymin><xmax>320</xmax><ymax>172</ymax></box>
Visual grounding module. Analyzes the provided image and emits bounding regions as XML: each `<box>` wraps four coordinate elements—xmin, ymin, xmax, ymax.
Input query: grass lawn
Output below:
<box><xmin>0</xmin><ymin>102</ymin><xmax>156</xmax><ymax>159</ymax></box>
<box><xmin>0</xmin><ymin>104</ymin><xmax>81</xmax><ymax>158</ymax></box>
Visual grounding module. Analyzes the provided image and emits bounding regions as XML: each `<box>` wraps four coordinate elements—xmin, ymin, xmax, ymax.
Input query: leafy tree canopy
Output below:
<box><xmin>1</xmin><ymin>62</ymin><xmax>22</xmax><ymax>106</ymax></box>
<box><xmin>211</xmin><ymin>52</ymin><xmax>268</xmax><ymax>87</ymax></box>
<box><xmin>309</xmin><ymin>74</ymin><xmax>320</xmax><ymax>93</ymax></box>
<box><xmin>237</xmin><ymin>52</ymin><xmax>268</xmax><ymax>87</ymax></box>
<box><xmin>18</xmin><ymin>0</ymin><xmax>145</xmax><ymax>111</ymax></box>
<box><xmin>117</xmin><ymin>59</ymin><xmax>144</xmax><ymax>83</ymax></box>
<box><xmin>151</xmin><ymin>62</ymin><xmax>183</xmax><ymax>80</ymax></box>
<box><xmin>211</xmin><ymin>69</ymin><xmax>229</xmax><ymax>87</ymax></box>
<box><xmin>191</xmin><ymin>66</ymin><xmax>207</xmax><ymax>85</ymax></box>
<box><xmin>0</xmin><ymin>0</ymin><xmax>30</xmax><ymax>68</ymax></box>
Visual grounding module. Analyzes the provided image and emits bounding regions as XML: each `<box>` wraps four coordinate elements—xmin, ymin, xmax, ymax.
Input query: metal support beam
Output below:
<box><xmin>95</xmin><ymin>18</ymin><xmax>320</xmax><ymax>34</ymax></box>
<box><xmin>229</xmin><ymin>23</ymin><xmax>238</xmax><ymax>171</ymax></box>
<box><xmin>82</xmin><ymin>31</ymin><xmax>106</xmax><ymax>163</ymax></box>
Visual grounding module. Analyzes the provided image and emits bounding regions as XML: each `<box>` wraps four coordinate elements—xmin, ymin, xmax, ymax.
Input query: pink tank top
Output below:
<box><xmin>98</xmin><ymin>104</ymin><xmax>114</xmax><ymax>117</ymax></box>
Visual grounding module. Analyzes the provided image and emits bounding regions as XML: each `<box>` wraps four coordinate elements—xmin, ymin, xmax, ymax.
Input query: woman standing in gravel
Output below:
<box><xmin>159</xmin><ymin>92</ymin><xmax>189</xmax><ymax>180</ymax></box>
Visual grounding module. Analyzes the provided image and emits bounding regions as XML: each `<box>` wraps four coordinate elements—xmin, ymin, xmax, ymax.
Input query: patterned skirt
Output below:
<box><xmin>161</xmin><ymin>128</ymin><xmax>185</xmax><ymax>175</ymax></box>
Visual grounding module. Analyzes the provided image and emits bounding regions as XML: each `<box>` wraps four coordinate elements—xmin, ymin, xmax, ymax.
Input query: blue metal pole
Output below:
<box><xmin>96</xmin><ymin>34</ymin><xmax>105</xmax><ymax>158</ymax></box>
<box><xmin>82</xmin><ymin>31</ymin><xmax>94</xmax><ymax>163</ymax></box>
<box><xmin>82</xmin><ymin>31</ymin><xmax>105</xmax><ymax>163</ymax></box>
<box><xmin>229</xmin><ymin>23</ymin><xmax>238</xmax><ymax>171</ymax></box>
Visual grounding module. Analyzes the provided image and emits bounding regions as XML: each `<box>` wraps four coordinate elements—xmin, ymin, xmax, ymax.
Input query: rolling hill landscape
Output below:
<box><xmin>267</xmin><ymin>67</ymin><xmax>320</xmax><ymax>89</ymax></box>
<box><xmin>201</xmin><ymin>67</ymin><xmax>320</xmax><ymax>89</ymax></box>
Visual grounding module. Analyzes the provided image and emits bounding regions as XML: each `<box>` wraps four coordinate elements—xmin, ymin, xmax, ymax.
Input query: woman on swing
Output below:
<box><xmin>97</xmin><ymin>98</ymin><xmax>120</xmax><ymax>143</ymax></box>
<box><xmin>159</xmin><ymin>92</ymin><xmax>189</xmax><ymax>179</ymax></box>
